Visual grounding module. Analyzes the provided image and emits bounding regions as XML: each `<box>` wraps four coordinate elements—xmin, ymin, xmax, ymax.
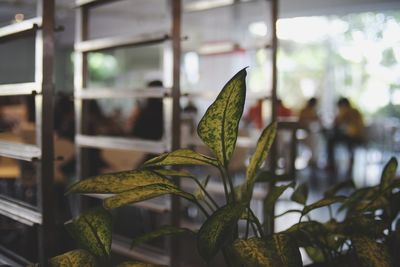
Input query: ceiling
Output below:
<box><xmin>0</xmin><ymin>0</ymin><xmax>399</xmax><ymax>46</ymax></box>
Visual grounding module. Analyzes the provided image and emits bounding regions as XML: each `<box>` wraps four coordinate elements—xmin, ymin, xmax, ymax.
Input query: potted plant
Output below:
<box><xmin>35</xmin><ymin>69</ymin><xmax>399</xmax><ymax>267</ymax></box>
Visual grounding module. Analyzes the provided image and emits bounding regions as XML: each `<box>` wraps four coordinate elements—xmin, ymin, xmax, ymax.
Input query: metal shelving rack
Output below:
<box><xmin>74</xmin><ymin>0</ymin><xmax>182</xmax><ymax>265</ymax></box>
<box><xmin>74</xmin><ymin>0</ymin><xmax>278</xmax><ymax>265</ymax></box>
<box><xmin>0</xmin><ymin>0</ymin><xmax>56</xmax><ymax>265</ymax></box>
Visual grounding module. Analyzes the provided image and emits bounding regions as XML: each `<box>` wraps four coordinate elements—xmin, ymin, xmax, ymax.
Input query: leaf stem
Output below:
<box><xmin>191</xmin><ymin>176</ymin><xmax>219</xmax><ymax>210</ymax></box>
<box><xmin>245</xmin><ymin>208</ymin><xmax>250</xmax><ymax>239</ymax></box>
<box><xmin>249</xmin><ymin>208</ymin><xmax>264</xmax><ymax>237</ymax></box>
<box><xmin>218</xmin><ymin>166</ymin><xmax>230</xmax><ymax>203</ymax></box>
<box><xmin>194</xmin><ymin>199</ymin><xmax>210</xmax><ymax>218</ymax></box>
<box><xmin>275</xmin><ymin>209</ymin><xmax>302</xmax><ymax>218</ymax></box>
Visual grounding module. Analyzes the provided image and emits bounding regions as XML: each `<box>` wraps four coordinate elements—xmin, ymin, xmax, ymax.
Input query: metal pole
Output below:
<box><xmin>170</xmin><ymin>0</ymin><xmax>182</xmax><ymax>266</ymax></box>
<box><xmin>266</xmin><ymin>0</ymin><xmax>279</xmax><ymax>235</ymax></box>
<box><xmin>74</xmin><ymin>6</ymin><xmax>89</xmax><ymax>215</ymax></box>
<box><xmin>36</xmin><ymin>0</ymin><xmax>56</xmax><ymax>264</ymax></box>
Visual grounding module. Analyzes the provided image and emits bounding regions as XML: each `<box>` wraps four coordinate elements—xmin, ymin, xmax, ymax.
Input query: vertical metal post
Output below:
<box><xmin>74</xmin><ymin>6</ymin><xmax>89</xmax><ymax>214</ymax></box>
<box><xmin>266</xmin><ymin>0</ymin><xmax>279</xmax><ymax>235</ymax></box>
<box><xmin>36</xmin><ymin>0</ymin><xmax>56</xmax><ymax>263</ymax></box>
<box><xmin>170</xmin><ymin>0</ymin><xmax>181</xmax><ymax>266</ymax></box>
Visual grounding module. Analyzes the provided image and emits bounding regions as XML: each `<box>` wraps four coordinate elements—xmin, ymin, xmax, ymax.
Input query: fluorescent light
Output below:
<box><xmin>185</xmin><ymin>0</ymin><xmax>234</xmax><ymax>12</ymax></box>
<box><xmin>198</xmin><ymin>41</ymin><xmax>238</xmax><ymax>55</ymax></box>
<box><xmin>249</xmin><ymin>22</ymin><xmax>268</xmax><ymax>37</ymax></box>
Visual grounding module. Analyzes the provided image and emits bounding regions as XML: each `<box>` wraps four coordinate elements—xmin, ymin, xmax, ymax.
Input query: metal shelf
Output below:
<box><xmin>112</xmin><ymin>235</ymin><xmax>170</xmax><ymax>266</ymax></box>
<box><xmin>76</xmin><ymin>134</ymin><xmax>168</xmax><ymax>154</ymax></box>
<box><xmin>0</xmin><ymin>17</ymin><xmax>41</xmax><ymax>40</ymax></box>
<box><xmin>75</xmin><ymin>0</ymin><xmax>120</xmax><ymax>7</ymax></box>
<box><xmin>0</xmin><ymin>197</ymin><xmax>42</xmax><ymax>226</ymax></box>
<box><xmin>184</xmin><ymin>0</ymin><xmax>260</xmax><ymax>13</ymax></box>
<box><xmin>0</xmin><ymin>141</ymin><xmax>41</xmax><ymax>162</ymax></box>
<box><xmin>75</xmin><ymin>33</ymin><xmax>170</xmax><ymax>52</ymax></box>
<box><xmin>75</xmin><ymin>87</ymin><xmax>171</xmax><ymax>99</ymax></box>
<box><xmin>0</xmin><ymin>82</ymin><xmax>40</xmax><ymax>96</ymax></box>
<box><xmin>84</xmin><ymin>194</ymin><xmax>171</xmax><ymax>213</ymax></box>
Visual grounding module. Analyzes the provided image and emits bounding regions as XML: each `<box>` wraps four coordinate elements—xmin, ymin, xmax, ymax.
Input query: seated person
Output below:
<box><xmin>326</xmin><ymin>97</ymin><xmax>365</xmax><ymax>175</ymax></box>
<box><xmin>298</xmin><ymin>97</ymin><xmax>321</xmax><ymax>167</ymax></box>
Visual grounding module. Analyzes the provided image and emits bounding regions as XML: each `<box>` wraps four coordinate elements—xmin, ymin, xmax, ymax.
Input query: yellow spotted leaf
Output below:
<box><xmin>116</xmin><ymin>262</ymin><xmax>167</xmax><ymax>267</ymax></box>
<box><xmin>197</xmin><ymin>68</ymin><xmax>247</xmax><ymax>167</ymax></box>
<box><xmin>233</xmin><ymin>237</ymin><xmax>279</xmax><ymax>267</ymax></box>
<box><xmin>303</xmin><ymin>196</ymin><xmax>346</xmax><ymax>215</ymax></box>
<box><xmin>49</xmin><ymin>250</ymin><xmax>96</xmax><ymax>267</ymax></box>
<box><xmin>268</xmin><ymin>234</ymin><xmax>302</xmax><ymax>267</ymax></box>
<box><xmin>244</xmin><ymin>122</ymin><xmax>277</xmax><ymax>200</ymax></box>
<box><xmin>380</xmin><ymin>157</ymin><xmax>398</xmax><ymax>191</ymax></box>
<box><xmin>131</xmin><ymin>225</ymin><xmax>194</xmax><ymax>248</ymax></box>
<box><xmin>197</xmin><ymin>202</ymin><xmax>246</xmax><ymax>261</ymax></box>
<box><xmin>103</xmin><ymin>183</ymin><xmax>195</xmax><ymax>209</ymax></box>
<box><xmin>352</xmin><ymin>236</ymin><xmax>394</xmax><ymax>267</ymax></box>
<box><xmin>65</xmin><ymin>208</ymin><xmax>112</xmax><ymax>257</ymax></box>
<box><xmin>142</xmin><ymin>149</ymin><xmax>218</xmax><ymax>167</ymax></box>
<box><xmin>66</xmin><ymin>169</ymin><xmax>174</xmax><ymax>194</ymax></box>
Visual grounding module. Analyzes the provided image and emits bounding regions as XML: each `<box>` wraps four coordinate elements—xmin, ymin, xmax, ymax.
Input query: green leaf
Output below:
<box><xmin>324</xmin><ymin>180</ymin><xmax>355</xmax><ymax>197</ymax></box>
<box><xmin>380</xmin><ymin>157</ymin><xmax>398</xmax><ymax>191</ymax></box>
<box><xmin>142</xmin><ymin>149</ymin><xmax>218</xmax><ymax>167</ymax></box>
<box><xmin>304</xmin><ymin>246</ymin><xmax>325</xmax><ymax>263</ymax></box>
<box><xmin>302</xmin><ymin>196</ymin><xmax>346</xmax><ymax>215</ymax></box>
<box><xmin>103</xmin><ymin>183</ymin><xmax>195</xmax><ymax>209</ymax></box>
<box><xmin>264</xmin><ymin>182</ymin><xmax>295</xmax><ymax>216</ymax></box>
<box><xmin>65</xmin><ymin>208</ymin><xmax>112</xmax><ymax>258</ymax></box>
<box><xmin>49</xmin><ymin>250</ymin><xmax>96</xmax><ymax>267</ymax></box>
<box><xmin>131</xmin><ymin>225</ymin><xmax>194</xmax><ymax>248</ymax></box>
<box><xmin>197</xmin><ymin>202</ymin><xmax>245</xmax><ymax>261</ymax></box>
<box><xmin>197</xmin><ymin>68</ymin><xmax>247</xmax><ymax>167</ymax></box>
<box><xmin>244</xmin><ymin>122</ymin><xmax>277</xmax><ymax>200</ymax></box>
<box><xmin>352</xmin><ymin>236</ymin><xmax>394</xmax><ymax>267</ymax></box>
<box><xmin>66</xmin><ymin>169</ymin><xmax>175</xmax><ymax>194</ymax></box>
<box><xmin>283</xmin><ymin>221</ymin><xmax>325</xmax><ymax>247</ymax></box>
<box><xmin>339</xmin><ymin>187</ymin><xmax>375</xmax><ymax>212</ymax></box>
<box><xmin>153</xmin><ymin>169</ymin><xmax>194</xmax><ymax>178</ymax></box>
<box><xmin>343</xmin><ymin>216</ymin><xmax>386</xmax><ymax>238</ymax></box>
<box><xmin>116</xmin><ymin>262</ymin><xmax>167</xmax><ymax>267</ymax></box>
<box><xmin>291</xmin><ymin>183</ymin><xmax>308</xmax><ymax>205</ymax></box>
<box><xmin>271</xmin><ymin>234</ymin><xmax>302</xmax><ymax>267</ymax></box>
<box><xmin>233</xmin><ymin>237</ymin><xmax>279</xmax><ymax>267</ymax></box>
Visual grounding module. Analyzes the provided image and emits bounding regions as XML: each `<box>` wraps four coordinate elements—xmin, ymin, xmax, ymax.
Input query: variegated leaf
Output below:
<box><xmin>116</xmin><ymin>262</ymin><xmax>167</xmax><ymax>267</ymax></box>
<box><xmin>103</xmin><ymin>183</ymin><xmax>195</xmax><ymax>209</ymax></box>
<box><xmin>269</xmin><ymin>234</ymin><xmax>302</xmax><ymax>267</ymax></box>
<box><xmin>352</xmin><ymin>236</ymin><xmax>394</xmax><ymax>267</ymax></box>
<box><xmin>197</xmin><ymin>202</ymin><xmax>245</xmax><ymax>261</ymax></box>
<box><xmin>142</xmin><ymin>149</ymin><xmax>218</xmax><ymax>167</ymax></box>
<box><xmin>244</xmin><ymin>122</ymin><xmax>277</xmax><ymax>200</ymax></box>
<box><xmin>65</xmin><ymin>208</ymin><xmax>112</xmax><ymax>257</ymax></box>
<box><xmin>153</xmin><ymin>169</ymin><xmax>194</xmax><ymax>178</ymax></box>
<box><xmin>49</xmin><ymin>250</ymin><xmax>96</xmax><ymax>267</ymax></box>
<box><xmin>303</xmin><ymin>196</ymin><xmax>346</xmax><ymax>215</ymax></box>
<box><xmin>131</xmin><ymin>225</ymin><xmax>194</xmax><ymax>248</ymax></box>
<box><xmin>380</xmin><ymin>157</ymin><xmax>398</xmax><ymax>191</ymax></box>
<box><xmin>197</xmin><ymin>68</ymin><xmax>247</xmax><ymax>167</ymax></box>
<box><xmin>324</xmin><ymin>180</ymin><xmax>355</xmax><ymax>197</ymax></box>
<box><xmin>66</xmin><ymin>169</ymin><xmax>174</xmax><ymax>194</ymax></box>
<box><xmin>283</xmin><ymin>221</ymin><xmax>325</xmax><ymax>247</ymax></box>
<box><xmin>233</xmin><ymin>237</ymin><xmax>279</xmax><ymax>267</ymax></box>
<box><xmin>291</xmin><ymin>183</ymin><xmax>308</xmax><ymax>205</ymax></box>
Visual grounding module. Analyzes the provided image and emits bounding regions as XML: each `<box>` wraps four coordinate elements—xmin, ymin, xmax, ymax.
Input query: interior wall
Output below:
<box><xmin>280</xmin><ymin>0</ymin><xmax>400</xmax><ymax>18</ymax></box>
